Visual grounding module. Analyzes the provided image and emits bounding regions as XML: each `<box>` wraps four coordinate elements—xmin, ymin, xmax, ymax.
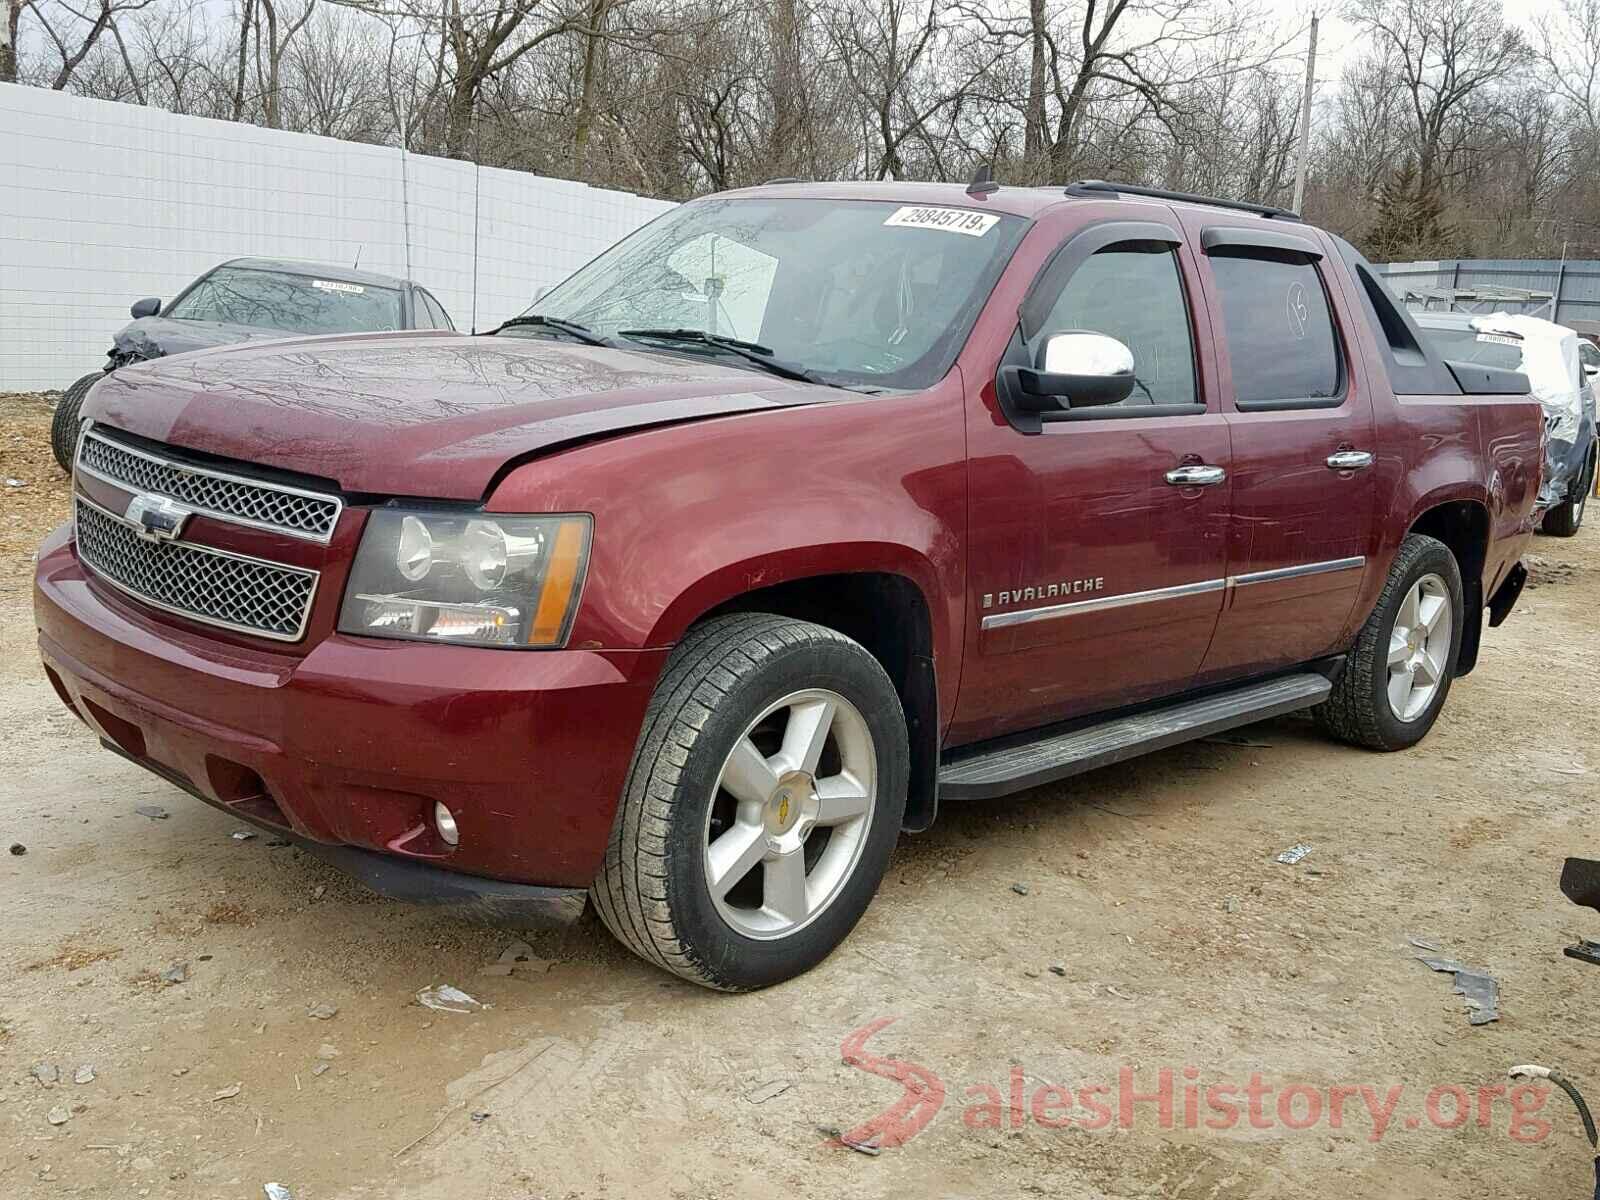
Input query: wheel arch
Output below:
<box><xmin>665</xmin><ymin>563</ymin><xmax>943</xmax><ymax>835</ymax></box>
<box><xmin>1404</xmin><ymin>498</ymin><xmax>1490</xmax><ymax>676</ymax></box>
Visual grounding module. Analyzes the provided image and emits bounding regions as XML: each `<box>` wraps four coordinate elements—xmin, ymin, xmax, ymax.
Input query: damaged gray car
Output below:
<box><xmin>50</xmin><ymin>258</ymin><xmax>456</xmax><ymax>470</ymax></box>
<box><xmin>1416</xmin><ymin>312</ymin><xmax>1597</xmax><ymax>537</ymax></box>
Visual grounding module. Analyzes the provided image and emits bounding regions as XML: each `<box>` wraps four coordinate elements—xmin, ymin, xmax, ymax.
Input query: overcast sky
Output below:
<box><xmin>1265</xmin><ymin>0</ymin><xmax>1566</xmax><ymax>85</ymax></box>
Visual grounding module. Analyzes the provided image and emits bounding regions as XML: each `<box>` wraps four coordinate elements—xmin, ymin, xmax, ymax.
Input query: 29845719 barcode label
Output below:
<box><xmin>882</xmin><ymin>206</ymin><xmax>1000</xmax><ymax>237</ymax></box>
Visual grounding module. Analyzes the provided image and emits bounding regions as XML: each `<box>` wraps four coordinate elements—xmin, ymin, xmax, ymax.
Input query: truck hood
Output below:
<box><xmin>112</xmin><ymin>316</ymin><xmax>309</xmax><ymax>361</ymax></box>
<box><xmin>85</xmin><ymin>332</ymin><xmax>844</xmax><ymax>498</ymax></box>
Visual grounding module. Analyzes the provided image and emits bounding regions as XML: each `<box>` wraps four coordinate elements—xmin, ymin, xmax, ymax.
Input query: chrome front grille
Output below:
<box><xmin>74</xmin><ymin>496</ymin><xmax>318</xmax><ymax>641</ymax></box>
<box><xmin>77</xmin><ymin>429</ymin><xmax>342</xmax><ymax>542</ymax></box>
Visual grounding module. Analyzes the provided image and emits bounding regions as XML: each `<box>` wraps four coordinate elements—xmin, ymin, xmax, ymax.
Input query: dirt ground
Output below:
<box><xmin>2</xmin><ymin>392</ymin><xmax>1597</xmax><ymax>1199</ymax></box>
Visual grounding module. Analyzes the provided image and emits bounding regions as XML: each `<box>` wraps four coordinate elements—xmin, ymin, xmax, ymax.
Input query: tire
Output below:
<box><xmin>591</xmin><ymin>613</ymin><xmax>908</xmax><ymax>991</ymax></box>
<box><xmin>1540</xmin><ymin>452</ymin><xmax>1593</xmax><ymax>538</ymax></box>
<box><xmin>1314</xmin><ymin>534</ymin><xmax>1464</xmax><ymax>751</ymax></box>
<box><xmin>51</xmin><ymin>372</ymin><xmax>102</xmax><ymax>472</ymax></box>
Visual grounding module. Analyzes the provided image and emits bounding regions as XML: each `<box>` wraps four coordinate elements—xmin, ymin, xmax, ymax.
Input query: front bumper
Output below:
<box><xmin>34</xmin><ymin>523</ymin><xmax>666</xmax><ymax>898</ymax></box>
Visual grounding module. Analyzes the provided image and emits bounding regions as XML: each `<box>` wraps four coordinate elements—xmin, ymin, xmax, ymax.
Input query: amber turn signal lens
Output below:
<box><xmin>529</xmin><ymin>519</ymin><xmax>589</xmax><ymax>645</ymax></box>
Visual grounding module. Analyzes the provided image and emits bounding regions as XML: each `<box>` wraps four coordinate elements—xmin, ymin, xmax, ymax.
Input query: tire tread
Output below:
<box><xmin>1314</xmin><ymin>533</ymin><xmax>1457</xmax><ymax>750</ymax></box>
<box><xmin>50</xmin><ymin>373</ymin><xmax>100</xmax><ymax>473</ymax></box>
<box><xmin>591</xmin><ymin>613</ymin><xmax>873</xmax><ymax>990</ymax></box>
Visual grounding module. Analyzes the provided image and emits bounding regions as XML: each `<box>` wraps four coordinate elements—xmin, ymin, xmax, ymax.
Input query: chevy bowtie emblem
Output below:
<box><xmin>125</xmin><ymin>493</ymin><xmax>193</xmax><ymax>543</ymax></box>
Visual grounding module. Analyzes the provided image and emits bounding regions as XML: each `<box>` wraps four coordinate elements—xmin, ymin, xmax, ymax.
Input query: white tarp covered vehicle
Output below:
<box><xmin>1416</xmin><ymin>311</ymin><xmax>1598</xmax><ymax>537</ymax></box>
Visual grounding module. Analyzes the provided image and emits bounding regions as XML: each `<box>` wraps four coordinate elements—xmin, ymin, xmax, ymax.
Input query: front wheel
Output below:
<box><xmin>591</xmin><ymin>614</ymin><xmax>907</xmax><ymax>990</ymax></box>
<box><xmin>1314</xmin><ymin>533</ymin><xmax>1464</xmax><ymax>751</ymax></box>
<box><xmin>50</xmin><ymin>372</ymin><xmax>103</xmax><ymax>472</ymax></box>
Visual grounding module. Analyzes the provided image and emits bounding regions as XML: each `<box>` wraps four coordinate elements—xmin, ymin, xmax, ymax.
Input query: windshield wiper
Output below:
<box><xmin>618</xmin><ymin>328</ymin><xmax>832</xmax><ymax>386</ymax></box>
<box><xmin>486</xmin><ymin>315</ymin><xmax>616</xmax><ymax>347</ymax></box>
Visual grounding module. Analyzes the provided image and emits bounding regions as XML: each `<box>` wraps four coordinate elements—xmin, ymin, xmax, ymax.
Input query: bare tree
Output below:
<box><xmin>1530</xmin><ymin>0</ymin><xmax>1600</xmax><ymax>139</ymax></box>
<box><xmin>20</xmin><ymin>0</ymin><xmax>156</xmax><ymax>89</ymax></box>
<box><xmin>827</xmin><ymin>0</ymin><xmax>960</xmax><ymax>180</ymax></box>
<box><xmin>3</xmin><ymin>0</ymin><xmax>23</xmax><ymax>81</ymax></box>
<box><xmin>1345</xmin><ymin>0</ymin><xmax>1527</xmax><ymax>197</ymax></box>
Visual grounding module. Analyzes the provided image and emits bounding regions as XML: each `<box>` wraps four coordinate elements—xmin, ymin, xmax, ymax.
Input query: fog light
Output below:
<box><xmin>433</xmin><ymin>801</ymin><xmax>460</xmax><ymax>846</ymax></box>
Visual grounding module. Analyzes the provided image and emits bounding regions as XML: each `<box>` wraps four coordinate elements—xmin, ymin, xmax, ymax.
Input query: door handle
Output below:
<box><xmin>1165</xmin><ymin>464</ymin><xmax>1227</xmax><ymax>486</ymax></box>
<box><xmin>1326</xmin><ymin>450</ymin><xmax>1375</xmax><ymax>471</ymax></box>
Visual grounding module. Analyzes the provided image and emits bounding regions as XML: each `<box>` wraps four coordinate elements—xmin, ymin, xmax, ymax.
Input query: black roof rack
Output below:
<box><xmin>1064</xmin><ymin>179</ymin><xmax>1301</xmax><ymax>222</ymax></box>
<box><xmin>763</xmin><ymin>177</ymin><xmax>806</xmax><ymax>185</ymax></box>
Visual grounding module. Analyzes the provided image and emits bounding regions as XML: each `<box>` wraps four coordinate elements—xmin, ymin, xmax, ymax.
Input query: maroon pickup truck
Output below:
<box><xmin>35</xmin><ymin>180</ymin><xmax>1544</xmax><ymax>990</ymax></box>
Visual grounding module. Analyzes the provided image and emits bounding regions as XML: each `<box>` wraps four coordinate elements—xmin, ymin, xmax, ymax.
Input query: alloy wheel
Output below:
<box><xmin>702</xmin><ymin>688</ymin><xmax>877</xmax><ymax>940</ymax></box>
<box><xmin>1386</xmin><ymin>572</ymin><xmax>1452</xmax><ymax>721</ymax></box>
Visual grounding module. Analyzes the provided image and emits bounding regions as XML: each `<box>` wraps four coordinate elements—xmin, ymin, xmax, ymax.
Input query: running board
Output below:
<box><xmin>937</xmin><ymin>673</ymin><xmax>1332</xmax><ymax>801</ymax></box>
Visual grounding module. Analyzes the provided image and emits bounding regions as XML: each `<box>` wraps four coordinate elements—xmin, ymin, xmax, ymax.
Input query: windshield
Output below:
<box><xmin>519</xmin><ymin>198</ymin><xmax>1028</xmax><ymax>389</ymax></box>
<box><xmin>164</xmin><ymin>267</ymin><xmax>405</xmax><ymax>334</ymax></box>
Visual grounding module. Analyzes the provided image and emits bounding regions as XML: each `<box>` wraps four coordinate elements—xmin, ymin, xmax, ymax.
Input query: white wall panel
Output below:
<box><xmin>0</xmin><ymin>83</ymin><xmax>673</xmax><ymax>390</ymax></box>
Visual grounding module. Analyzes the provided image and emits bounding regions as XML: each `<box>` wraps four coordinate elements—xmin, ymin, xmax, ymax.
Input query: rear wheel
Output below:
<box><xmin>50</xmin><ymin>372</ymin><xmax>102</xmax><ymax>472</ymax></box>
<box><xmin>591</xmin><ymin>613</ymin><xmax>907</xmax><ymax>990</ymax></box>
<box><xmin>1314</xmin><ymin>534</ymin><xmax>1464</xmax><ymax>751</ymax></box>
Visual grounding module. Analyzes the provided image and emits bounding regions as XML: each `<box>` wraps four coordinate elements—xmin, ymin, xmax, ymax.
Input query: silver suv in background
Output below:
<box><xmin>1416</xmin><ymin>312</ymin><xmax>1597</xmax><ymax>537</ymax></box>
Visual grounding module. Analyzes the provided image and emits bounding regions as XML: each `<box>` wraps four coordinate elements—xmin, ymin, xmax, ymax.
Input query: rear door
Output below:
<box><xmin>1181</xmin><ymin>217</ymin><xmax>1378</xmax><ymax>684</ymax></box>
<box><xmin>952</xmin><ymin>212</ymin><xmax>1232</xmax><ymax>743</ymax></box>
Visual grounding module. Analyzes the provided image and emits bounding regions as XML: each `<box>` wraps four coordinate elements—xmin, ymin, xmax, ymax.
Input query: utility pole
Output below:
<box><xmin>1292</xmin><ymin>14</ymin><xmax>1319</xmax><ymax>214</ymax></box>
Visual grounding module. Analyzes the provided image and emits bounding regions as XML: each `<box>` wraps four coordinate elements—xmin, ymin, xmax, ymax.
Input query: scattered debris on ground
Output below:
<box><xmin>160</xmin><ymin>962</ymin><xmax>190</xmax><ymax>985</ymax></box>
<box><xmin>480</xmin><ymin>941</ymin><xmax>555</xmax><ymax>978</ymax></box>
<box><xmin>1415</xmin><ymin>952</ymin><xmax>1501</xmax><ymax>1025</ymax></box>
<box><xmin>1275</xmin><ymin>843</ymin><xmax>1313</xmax><ymax>865</ymax></box>
<box><xmin>134</xmin><ymin>805</ymin><xmax>170</xmax><ymax>820</ymax></box>
<box><xmin>416</xmin><ymin>985</ymin><xmax>484</xmax><ymax>1014</ymax></box>
<box><xmin>307</xmin><ymin>1002</ymin><xmax>339</xmax><ymax>1021</ymax></box>
<box><xmin>8</xmin><ymin>842</ymin><xmax>24</xmax><ymax>855</ymax></box>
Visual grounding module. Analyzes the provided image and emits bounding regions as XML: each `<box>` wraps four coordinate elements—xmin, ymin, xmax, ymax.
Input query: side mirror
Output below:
<box><xmin>1583</xmin><ymin>363</ymin><xmax>1598</xmax><ymax>379</ymax></box>
<box><xmin>1013</xmin><ymin>331</ymin><xmax>1137</xmax><ymax>412</ymax></box>
<box><xmin>131</xmin><ymin>297</ymin><xmax>161</xmax><ymax>319</ymax></box>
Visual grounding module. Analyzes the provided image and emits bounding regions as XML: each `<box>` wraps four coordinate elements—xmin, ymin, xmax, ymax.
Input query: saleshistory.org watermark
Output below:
<box><xmin>835</xmin><ymin>1018</ymin><xmax>1555</xmax><ymax>1151</ymax></box>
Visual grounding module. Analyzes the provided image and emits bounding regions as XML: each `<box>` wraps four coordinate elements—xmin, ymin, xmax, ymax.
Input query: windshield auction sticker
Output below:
<box><xmin>312</xmin><ymin>280</ymin><xmax>365</xmax><ymax>294</ymax></box>
<box><xmin>883</xmin><ymin>206</ymin><xmax>1000</xmax><ymax>237</ymax></box>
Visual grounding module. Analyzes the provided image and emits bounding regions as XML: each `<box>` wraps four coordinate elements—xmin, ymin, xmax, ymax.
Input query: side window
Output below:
<box><xmin>1209</xmin><ymin>253</ymin><xmax>1341</xmax><ymax>408</ymax></box>
<box><xmin>422</xmin><ymin>291</ymin><xmax>454</xmax><ymax>331</ymax></box>
<box><xmin>1034</xmin><ymin>244</ymin><xmax>1197</xmax><ymax>408</ymax></box>
<box><xmin>1580</xmin><ymin>341</ymin><xmax>1599</xmax><ymax>374</ymax></box>
<box><xmin>410</xmin><ymin>291</ymin><xmax>435</xmax><ymax>330</ymax></box>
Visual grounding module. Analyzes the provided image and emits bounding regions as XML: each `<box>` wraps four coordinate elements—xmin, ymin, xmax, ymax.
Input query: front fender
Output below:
<box><xmin>645</xmin><ymin>538</ymin><xmax>947</xmax><ymax>650</ymax></box>
<box><xmin>487</xmin><ymin>378</ymin><xmax>970</xmax><ymax>678</ymax></box>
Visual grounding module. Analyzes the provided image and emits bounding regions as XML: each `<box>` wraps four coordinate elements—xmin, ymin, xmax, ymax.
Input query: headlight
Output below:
<box><xmin>338</xmin><ymin>510</ymin><xmax>591</xmax><ymax>648</ymax></box>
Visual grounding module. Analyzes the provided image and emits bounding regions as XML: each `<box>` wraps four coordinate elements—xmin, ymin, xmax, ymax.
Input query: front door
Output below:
<box><xmin>952</xmin><ymin>216</ymin><xmax>1232</xmax><ymax>744</ymax></box>
<box><xmin>1179</xmin><ymin>216</ymin><xmax>1379</xmax><ymax>684</ymax></box>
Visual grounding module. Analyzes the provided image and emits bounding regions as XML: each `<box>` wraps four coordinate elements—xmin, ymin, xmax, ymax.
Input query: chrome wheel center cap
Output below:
<box><xmin>765</xmin><ymin>772</ymin><xmax>816</xmax><ymax>843</ymax></box>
